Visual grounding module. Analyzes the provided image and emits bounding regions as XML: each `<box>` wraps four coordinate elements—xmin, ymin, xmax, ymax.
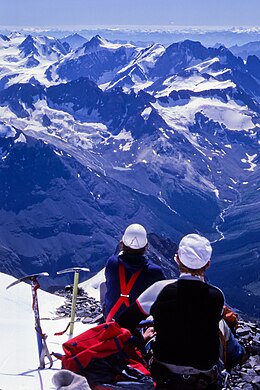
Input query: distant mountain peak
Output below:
<box><xmin>84</xmin><ymin>34</ymin><xmax>108</xmax><ymax>49</ymax></box>
<box><xmin>18</xmin><ymin>35</ymin><xmax>39</xmax><ymax>57</ymax></box>
<box><xmin>72</xmin><ymin>33</ymin><xmax>85</xmax><ymax>38</ymax></box>
<box><xmin>167</xmin><ymin>39</ymin><xmax>208</xmax><ymax>56</ymax></box>
<box><xmin>61</xmin><ymin>33</ymin><xmax>87</xmax><ymax>50</ymax></box>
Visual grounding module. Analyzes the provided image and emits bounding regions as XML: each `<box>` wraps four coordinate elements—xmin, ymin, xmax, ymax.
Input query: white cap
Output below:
<box><xmin>122</xmin><ymin>224</ymin><xmax>148</xmax><ymax>249</ymax></box>
<box><xmin>178</xmin><ymin>233</ymin><xmax>212</xmax><ymax>269</ymax></box>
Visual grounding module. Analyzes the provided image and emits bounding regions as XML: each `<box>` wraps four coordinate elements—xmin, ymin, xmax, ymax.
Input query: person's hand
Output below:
<box><xmin>143</xmin><ymin>326</ymin><xmax>156</xmax><ymax>341</ymax></box>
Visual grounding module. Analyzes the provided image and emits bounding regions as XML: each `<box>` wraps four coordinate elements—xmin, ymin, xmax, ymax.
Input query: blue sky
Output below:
<box><xmin>0</xmin><ymin>0</ymin><xmax>259</xmax><ymax>27</ymax></box>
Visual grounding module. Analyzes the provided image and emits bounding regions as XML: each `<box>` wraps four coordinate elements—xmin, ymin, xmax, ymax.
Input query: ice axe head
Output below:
<box><xmin>6</xmin><ymin>272</ymin><xmax>49</xmax><ymax>290</ymax></box>
<box><xmin>57</xmin><ymin>267</ymin><xmax>90</xmax><ymax>275</ymax></box>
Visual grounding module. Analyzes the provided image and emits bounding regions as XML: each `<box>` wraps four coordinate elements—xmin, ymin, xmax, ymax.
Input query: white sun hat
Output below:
<box><xmin>122</xmin><ymin>224</ymin><xmax>148</xmax><ymax>249</ymax></box>
<box><xmin>178</xmin><ymin>233</ymin><xmax>212</xmax><ymax>269</ymax></box>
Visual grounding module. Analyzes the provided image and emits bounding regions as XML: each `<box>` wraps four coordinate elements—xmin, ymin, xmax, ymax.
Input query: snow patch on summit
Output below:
<box><xmin>0</xmin><ymin>122</ymin><xmax>16</xmax><ymax>138</ymax></box>
<box><xmin>153</xmin><ymin>97</ymin><xmax>255</xmax><ymax>133</ymax></box>
<box><xmin>155</xmin><ymin>73</ymin><xmax>235</xmax><ymax>97</ymax></box>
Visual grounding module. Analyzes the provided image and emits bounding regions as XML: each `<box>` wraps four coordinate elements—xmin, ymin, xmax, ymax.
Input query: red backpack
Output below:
<box><xmin>61</xmin><ymin>321</ymin><xmax>151</xmax><ymax>379</ymax></box>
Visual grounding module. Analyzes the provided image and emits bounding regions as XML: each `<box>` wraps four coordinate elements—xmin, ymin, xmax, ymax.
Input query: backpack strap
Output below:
<box><xmin>106</xmin><ymin>260</ymin><xmax>143</xmax><ymax>322</ymax></box>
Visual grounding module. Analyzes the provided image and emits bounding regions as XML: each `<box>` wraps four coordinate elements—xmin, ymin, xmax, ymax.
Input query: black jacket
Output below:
<box><xmin>117</xmin><ymin>275</ymin><xmax>224</xmax><ymax>371</ymax></box>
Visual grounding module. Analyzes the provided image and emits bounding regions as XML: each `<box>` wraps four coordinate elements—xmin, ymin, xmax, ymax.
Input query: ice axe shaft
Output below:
<box><xmin>70</xmin><ymin>271</ymin><xmax>79</xmax><ymax>334</ymax></box>
<box><xmin>57</xmin><ymin>267</ymin><xmax>90</xmax><ymax>335</ymax></box>
<box><xmin>6</xmin><ymin>272</ymin><xmax>52</xmax><ymax>369</ymax></box>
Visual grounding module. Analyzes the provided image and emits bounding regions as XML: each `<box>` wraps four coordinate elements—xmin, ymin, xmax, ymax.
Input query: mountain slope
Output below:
<box><xmin>0</xmin><ymin>123</ymin><xmax>190</xmax><ymax>288</ymax></box>
<box><xmin>0</xmin><ymin>34</ymin><xmax>259</xmax><ymax>317</ymax></box>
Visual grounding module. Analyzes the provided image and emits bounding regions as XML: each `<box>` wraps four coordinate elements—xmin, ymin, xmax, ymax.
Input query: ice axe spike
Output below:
<box><xmin>57</xmin><ymin>267</ymin><xmax>90</xmax><ymax>335</ymax></box>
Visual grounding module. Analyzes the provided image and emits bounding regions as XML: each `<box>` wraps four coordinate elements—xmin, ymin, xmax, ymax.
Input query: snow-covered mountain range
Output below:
<box><xmin>0</xmin><ymin>32</ymin><xmax>259</xmax><ymax>318</ymax></box>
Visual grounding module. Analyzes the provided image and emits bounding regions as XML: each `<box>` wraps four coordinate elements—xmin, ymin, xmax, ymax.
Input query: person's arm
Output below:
<box><xmin>116</xmin><ymin>301</ymin><xmax>148</xmax><ymax>333</ymax></box>
<box><xmin>219</xmin><ymin>319</ymin><xmax>246</xmax><ymax>371</ymax></box>
<box><xmin>226</xmin><ymin>332</ymin><xmax>247</xmax><ymax>371</ymax></box>
<box><xmin>104</xmin><ymin>257</ymin><xmax>113</xmax><ymax>280</ymax></box>
<box><xmin>117</xmin><ymin>279</ymin><xmax>175</xmax><ymax>332</ymax></box>
<box><xmin>104</xmin><ymin>256</ymin><xmax>118</xmax><ymax>318</ymax></box>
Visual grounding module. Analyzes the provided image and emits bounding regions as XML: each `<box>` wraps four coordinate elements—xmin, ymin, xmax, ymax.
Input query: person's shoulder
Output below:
<box><xmin>146</xmin><ymin>259</ymin><xmax>163</xmax><ymax>271</ymax></box>
<box><xmin>138</xmin><ymin>279</ymin><xmax>178</xmax><ymax>309</ymax></box>
<box><xmin>208</xmin><ymin>283</ymin><xmax>225</xmax><ymax>300</ymax></box>
<box><xmin>146</xmin><ymin>279</ymin><xmax>178</xmax><ymax>294</ymax></box>
<box><xmin>145</xmin><ymin>263</ymin><xmax>165</xmax><ymax>282</ymax></box>
<box><xmin>146</xmin><ymin>261</ymin><xmax>165</xmax><ymax>277</ymax></box>
<box><xmin>105</xmin><ymin>254</ymin><xmax>119</xmax><ymax>267</ymax></box>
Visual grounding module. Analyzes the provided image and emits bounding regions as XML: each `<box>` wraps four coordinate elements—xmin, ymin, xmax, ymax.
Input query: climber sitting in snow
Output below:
<box><xmin>116</xmin><ymin>233</ymin><xmax>246</xmax><ymax>389</ymax></box>
<box><xmin>103</xmin><ymin>223</ymin><xmax>165</xmax><ymax>322</ymax></box>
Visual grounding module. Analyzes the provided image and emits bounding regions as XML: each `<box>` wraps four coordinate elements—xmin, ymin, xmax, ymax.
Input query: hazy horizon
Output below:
<box><xmin>0</xmin><ymin>25</ymin><xmax>259</xmax><ymax>32</ymax></box>
<box><xmin>1</xmin><ymin>0</ymin><xmax>259</xmax><ymax>28</ymax></box>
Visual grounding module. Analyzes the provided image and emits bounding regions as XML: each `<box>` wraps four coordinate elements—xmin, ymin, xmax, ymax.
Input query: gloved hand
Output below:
<box><xmin>52</xmin><ymin>369</ymin><xmax>91</xmax><ymax>390</ymax></box>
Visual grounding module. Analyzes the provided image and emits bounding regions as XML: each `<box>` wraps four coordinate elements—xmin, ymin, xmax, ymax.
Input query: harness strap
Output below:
<box><xmin>31</xmin><ymin>278</ymin><xmax>53</xmax><ymax>369</ymax></box>
<box><xmin>106</xmin><ymin>261</ymin><xmax>143</xmax><ymax>322</ymax></box>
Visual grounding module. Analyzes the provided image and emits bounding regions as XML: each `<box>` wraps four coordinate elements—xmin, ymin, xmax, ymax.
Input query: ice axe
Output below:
<box><xmin>6</xmin><ymin>272</ymin><xmax>53</xmax><ymax>369</ymax></box>
<box><xmin>57</xmin><ymin>267</ymin><xmax>90</xmax><ymax>335</ymax></box>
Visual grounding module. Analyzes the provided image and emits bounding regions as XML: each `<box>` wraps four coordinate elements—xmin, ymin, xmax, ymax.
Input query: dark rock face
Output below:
<box><xmin>47</xmin><ymin>77</ymin><xmax>102</xmax><ymax>112</ymax></box>
<box><xmin>246</xmin><ymin>55</ymin><xmax>260</xmax><ymax>80</ymax></box>
<box><xmin>50</xmin><ymin>35</ymin><xmax>137</xmax><ymax>83</ymax></box>
<box><xmin>149</xmin><ymin>40</ymin><xmax>211</xmax><ymax>78</ymax></box>
<box><xmin>25</xmin><ymin>55</ymin><xmax>40</xmax><ymax>68</ymax></box>
<box><xmin>18</xmin><ymin>35</ymin><xmax>40</xmax><ymax>57</ymax></box>
<box><xmin>0</xmin><ymin>128</ymin><xmax>187</xmax><ymax>287</ymax></box>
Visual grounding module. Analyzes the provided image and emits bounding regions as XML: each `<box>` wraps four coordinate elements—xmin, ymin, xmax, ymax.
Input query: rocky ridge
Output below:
<box><xmin>55</xmin><ymin>286</ymin><xmax>103</xmax><ymax>324</ymax></box>
<box><xmin>230</xmin><ymin>320</ymin><xmax>260</xmax><ymax>389</ymax></box>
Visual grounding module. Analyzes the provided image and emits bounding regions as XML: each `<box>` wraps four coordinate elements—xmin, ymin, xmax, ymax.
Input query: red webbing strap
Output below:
<box><xmin>54</xmin><ymin>321</ymin><xmax>70</xmax><ymax>336</ymax></box>
<box><xmin>32</xmin><ymin>279</ymin><xmax>40</xmax><ymax>311</ymax></box>
<box><xmin>32</xmin><ymin>279</ymin><xmax>45</xmax><ymax>340</ymax></box>
<box><xmin>31</xmin><ymin>278</ymin><xmax>53</xmax><ymax>368</ymax></box>
<box><xmin>106</xmin><ymin>261</ymin><xmax>143</xmax><ymax>322</ymax></box>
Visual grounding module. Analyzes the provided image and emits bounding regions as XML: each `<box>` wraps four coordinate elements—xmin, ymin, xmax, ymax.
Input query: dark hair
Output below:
<box><xmin>121</xmin><ymin>242</ymin><xmax>147</xmax><ymax>255</ymax></box>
